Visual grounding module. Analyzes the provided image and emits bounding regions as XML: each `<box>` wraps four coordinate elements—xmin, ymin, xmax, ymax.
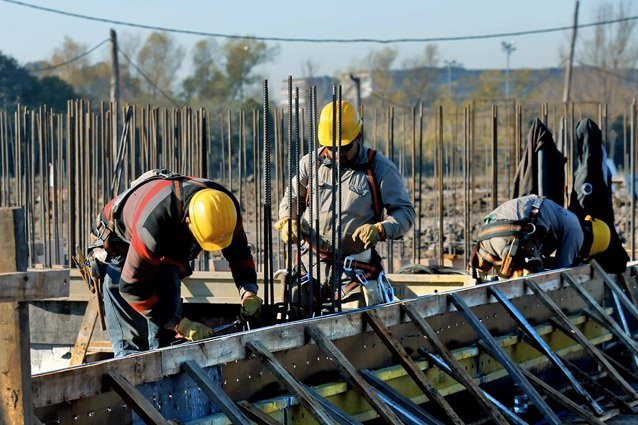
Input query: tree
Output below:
<box><xmin>400</xmin><ymin>44</ymin><xmax>441</xmax><ymax>107</ymax></box>
<box><xmin>0</xmin><ymin>50</ymin><xmax>75</xmax><ymax>111</ymax></box>
<box><xmin>181</xmin><ymin>37</ymin><xmax>279</xmax><ymax>109</ymax></box>
<box><xmin>223</xmin><ymin>38</ymin><xmax>279</xmax><ymax>101</ymax></box>
<box><xmin>136</xmin><ymin>31</ymin><xmax>185</xmax><ymax>104</ymax></box>
<box><xmin>571</xmin><ymin>0</ymin><xmax>638</xmax><ymax>114</ymax></box>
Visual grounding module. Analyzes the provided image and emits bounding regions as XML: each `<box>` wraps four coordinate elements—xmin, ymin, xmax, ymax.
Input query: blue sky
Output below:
<box><xmin>0</xmin><ymin>0</ymin><xmax>634</xmax><ymax>87</ymax></box>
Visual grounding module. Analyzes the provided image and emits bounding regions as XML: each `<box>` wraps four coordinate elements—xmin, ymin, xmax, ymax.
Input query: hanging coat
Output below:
<box><xmin>568</xmin><ymin>118</ymin><xmax>628</xmax><ymax>273</ymax></box>
<box><xmin>511</xmin><ymin>118</ymin><xmax>566</xmax><ymax>206</ymax></box>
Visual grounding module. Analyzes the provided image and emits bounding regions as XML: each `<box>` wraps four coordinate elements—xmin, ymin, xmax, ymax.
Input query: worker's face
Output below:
<box><xmin>326</xmin><ymin>138</ymin><xmax>360</xmax><ymax>162</ymax></box>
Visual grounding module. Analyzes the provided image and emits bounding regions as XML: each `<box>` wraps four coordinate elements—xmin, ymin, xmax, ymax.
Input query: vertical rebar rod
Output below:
<box><xmin>262</xmin><ymin>80</ymin><xmax>274</xmax><ymax>306</ymax></box>
<box><xmin>386</xmin><ymin>107</ymin><xmax>394</xmax><ymax>273</ymax></box>
<box><xmin>437</xmin><ymin>106</ymin><xmax>444</xmax><ymax>266</ymax></box>
<box><xmin>631</xmin><ymin>99</ymin><xmax>636</xmax><ymax>259</ymax></box>
<box><xmin>410</xmin><ymin>106</ymin><xmax>416</xmax><ymax>263</ymax></box>
<box><xmin>294</xmin><ymin>87</ymin><xmax>303</xmax><ymax>313</ymax></box>
<box><xmin>417</xmin><ymin>104</ymin><xmax>424</xmax><ymax>264</ymax></box>
<box><xmin>491</xmin><ymin>104</ymin><xmax>498</xmax><ymax>210</ymax></box>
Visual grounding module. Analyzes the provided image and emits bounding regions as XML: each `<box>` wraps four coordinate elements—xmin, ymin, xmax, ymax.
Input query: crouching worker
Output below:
<box><xmin>469</xmin><ymin>194</ymin><xmax>611</xmax><ymax>281</ymax></box>
<box><xmin>89</xmin><ymin>170</ymin><xmax>262</xmax><ymax>357</ymax></box>
<box><xmin>276</xmin><ymin>100</ymin><xmax>415</xmax><ymax>311</ymax></box>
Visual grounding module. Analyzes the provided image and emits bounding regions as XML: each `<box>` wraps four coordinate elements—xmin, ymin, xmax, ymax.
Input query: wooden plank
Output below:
<box><xmin>246</xmin><ymin>340</ymin><xmax>336</xmax><ymax>425</ymax></box>
<box><xmin>0</xmin><ymin>207</ymin><xmax>34</xmax><ymax>425</ymax></box>
<box><xmin>106</xmin><ymin>370</ymin><xmax>171</xmax><ymax>425</ymax></box>
<box><xmin>305</xmin><ymin>324</ymin><xmax>404</xmax><ymax>425</ymax></box>
<box><xmin>0</xmin><ymin>269</ymin><xmax>70</xmax><ymax>301</ymax></box>
<box><xmin>181</xmin><ymin>360</ymin><xmax>252</xmax><ymax>425</ymax></box>
<box><xmin>69</xmin><ymin>295</ymin><xmax>100</xmax><ymax>366</ymax></box>
<box><xmin>32</xmin><ymin>349</ymin><xmax>162</xmax><ymax>408</ymax></box>
<box><xmin>363</xmin><ymin>310</ymin><xmax>464</xmax><ymax>425</ymax></box>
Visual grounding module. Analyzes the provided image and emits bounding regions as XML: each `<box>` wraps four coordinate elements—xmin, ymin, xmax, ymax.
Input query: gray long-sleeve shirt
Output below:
<box><xmin>479</xmin><ymin>195</ymin><xmax>583</xmax><ymax>269</ymax></box>
<box><xmin>278</xmin><ymin>145</ymin><xmax>415</xmax><ymax>256</ymax></box>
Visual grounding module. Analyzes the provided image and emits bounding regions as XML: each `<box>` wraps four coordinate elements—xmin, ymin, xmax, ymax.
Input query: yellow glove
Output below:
<box><xmin>352</xmin><ymin>223</ymin><xmax>385</xmax><ymax>249</ymax></box>
<box><xmin>175</xmin><ymin>318</ymin><xmax>214</xmax><ymax>341</ymax></box>
<box><xmin>275</xmin><ymin>217</ymin><xmax>309</xmax><ymax>244</ymax></box>
<box><xmin>240</xmin><ymin>292</ymin><xmax>263</xmax><ymax>322</ymax></box>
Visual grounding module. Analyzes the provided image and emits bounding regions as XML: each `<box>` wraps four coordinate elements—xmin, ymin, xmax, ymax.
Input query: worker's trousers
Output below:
<box><xmin>101</xmin><ymin>259</ymin><xmax>179</xmax><ymax>357</ymax></box>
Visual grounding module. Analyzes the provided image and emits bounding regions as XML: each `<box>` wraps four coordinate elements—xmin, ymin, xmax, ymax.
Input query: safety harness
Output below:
<box><xmin>302</xmin><ymin>147</ymin><xmax>387</xmax><ymax>300</ymax></box>
<box><xmin>470</xmin><ymin>197</ymin><xmax>545</xmax><ymax>280</ymax></box>
<box><xmin>91</xmin><ymin>169</ymin><xmax>206</xmax><ymax>256</ymax></box>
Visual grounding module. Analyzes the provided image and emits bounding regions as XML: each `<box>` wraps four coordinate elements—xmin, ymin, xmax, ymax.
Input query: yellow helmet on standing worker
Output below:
<box><xmin>188</xmin><ymin>189</ymin><xmax>237</xmax><ymax>251</ymax></box>
<box><xmin>585</xmin><ymin>215</ymin><xmax>610</xmax><ymax>257</ymax></box>
<box><xmin>318</xmin><ymin>100</ymin><xmax>362</xmax><ymax>147</ymax></box>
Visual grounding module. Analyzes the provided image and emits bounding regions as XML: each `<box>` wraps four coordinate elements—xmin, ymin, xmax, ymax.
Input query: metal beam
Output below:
<box><xmin>105</xmin><ymin>371</ymin><xmax>171</xmax><ymax>425</ymax></box>
<box><xmin>181</xmin><ymin>360</ymin><xmax>252</xmax><ymax>425</ymax></box>
<box><xmin>449</xmin><ymin>292</ymin><xmax>561</xmax><ymax>424</ymax></box>
<box><xmin>245</xmin><ymin>340</ymin><xmax>339</xmax><ymax>425</ymax></box>
<box><xmin>525</xmin><ymin>278</ymin><xmax>638</xmax><ymax>399</ymax></box>
<box><xmin>363</xmin><ymin>310</ymin><xmax>464</xmax><ymax>424</ymax></box>
<box><xmin>489</xmin><ymin>285</ymin><xmax>603</xmax><ymax>415</ymax></box>
<box><xmin>305</xmin><ymin>324</ymin><xmax>404</xmax><ymax>425</ymax></box>
<box><xmin>401</xmin><ymin>302</ymin><xmax>509</xmax><ymax>424</ymax></box>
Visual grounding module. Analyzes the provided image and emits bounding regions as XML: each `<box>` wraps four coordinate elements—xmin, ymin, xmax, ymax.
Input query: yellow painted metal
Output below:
<box><xmin>193</xmin><ymin>309</ymin><xmax>613</xmax><ymax>424</ymax></box>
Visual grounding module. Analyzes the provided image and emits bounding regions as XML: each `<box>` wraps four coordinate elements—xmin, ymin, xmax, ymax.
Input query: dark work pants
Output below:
<box><xmin>102</xmin><ymin>259</ymin><xmax>180</xmax><ymax>357</ymax></box>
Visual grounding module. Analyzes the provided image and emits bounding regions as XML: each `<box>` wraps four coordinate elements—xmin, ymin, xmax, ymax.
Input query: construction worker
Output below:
<box><xmin>90</xmin><ymin>170</ymin><xmax>261</xmax><ymax>357</ymax></box>
<box><xmin>276</xmin><ymin>100</ymin><xmax>415</xmax><ymax>309</ymax></box>
<box><xmin>470</xmin><ymin>194</ymin><xmax>611</xmax><ymax>280</ymax></box>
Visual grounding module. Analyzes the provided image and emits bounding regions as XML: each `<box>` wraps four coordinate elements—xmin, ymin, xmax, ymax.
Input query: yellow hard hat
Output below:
<box><xmin>585</xmin><ymin>215</ymin><xmax>610</xmax><ymax>257</ymax></box>
<box><xmin>188</xmin><ymin>189</ymin><xmax>237</xmax><ymax>251</ymax></box>
<box><xmin>317</xmin><ymin>100</ymin><xmax>362</xmax><ymax>147</ymax></box>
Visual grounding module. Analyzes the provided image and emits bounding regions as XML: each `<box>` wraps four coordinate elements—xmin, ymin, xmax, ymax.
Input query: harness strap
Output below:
<box><xmin>306</xmin><ymin>147</ymin><xmax>383</xmax><ymax>222</ymax></box>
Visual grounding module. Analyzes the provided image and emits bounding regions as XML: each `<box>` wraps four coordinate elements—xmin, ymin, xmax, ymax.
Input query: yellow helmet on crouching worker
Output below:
<box><xmin>188</xmin><ymin>189</ymin><xmax>237</xmax><ymax>251</ymax></box>
<box><xmin>318</xmin><ymin>100</ymin><xmax>362</xmax><ymax>147</ymax></box>
<box><xmin>585</xmin><ymin>215</ymin><xmax>610</xmax><ymax>257</ymax></box>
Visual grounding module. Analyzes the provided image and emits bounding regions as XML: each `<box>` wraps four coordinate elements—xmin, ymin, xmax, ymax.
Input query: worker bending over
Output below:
<box><xmin>90</xmin><ymin>170</ymin><xmax>262</xmax><ymax>357</ymax></box>
<box><xmin>277</xmin><ymin>100</ymin><xmax>415</xmax><ymax>308</ymax></box>
<box><xmin>470</xmin><ymin>194</ymin><xmax>610</xmax><ymax>281</ymax></box>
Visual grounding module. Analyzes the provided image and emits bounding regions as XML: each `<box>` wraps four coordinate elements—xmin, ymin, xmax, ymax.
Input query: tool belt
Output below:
<box><xmin>470</xmin><ymin>197</ymin><xmax>545</xmax><ymax>280</ymax></box>
<box><xmin>317</xmin><ymin>250</ymin><xmax>384</xmax><ymax>299</ymax></box>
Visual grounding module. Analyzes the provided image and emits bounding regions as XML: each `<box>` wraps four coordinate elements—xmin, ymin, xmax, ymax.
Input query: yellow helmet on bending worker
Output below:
<box><xmin>188</xmin><ymin>189</ymin><xmax>237</xmax><ymax>251</ymax></box>
<box><xmin>317</xmin><ymin>100</ymin><xmax>362</xmax><ymax>147</ymax></box>
<box><xmin>584</xmin><ymin>215</ymin><xmax>610</xmax><ymax>258</ymax></box>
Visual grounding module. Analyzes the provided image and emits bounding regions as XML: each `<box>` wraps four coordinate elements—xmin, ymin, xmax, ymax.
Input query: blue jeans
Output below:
<box><xmin>102</xmin><ymin>259</ymin><xmax>181</xmax><ymax>357</ymax></box>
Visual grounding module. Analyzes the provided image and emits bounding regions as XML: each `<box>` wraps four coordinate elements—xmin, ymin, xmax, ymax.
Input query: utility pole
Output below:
<box><xmin>501</xmin><ymin>41</ymin><xmax>516</xmax><ymax>99</ymax></box>
<box><xmin>563</xmin><ymin>0</ymin><xmax>579</xmax><ymax>103</ymax></box>
<box><xmin>349</xmin><ymin>74</ymin><xmax>361</xmax><ymax>110</ymax></box>
<box><xmin>110</xmin><ymin>29</ymin><xmax>120</xmax><ymax>104</ymax></box>
<box><xmin>443</xmin><ymin>60</ymin><xmax>459</xmax><ymax>99</ymax></box>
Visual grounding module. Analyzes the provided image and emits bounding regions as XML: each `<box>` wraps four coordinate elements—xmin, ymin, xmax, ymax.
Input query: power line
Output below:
<box><xmin>29</xmin><ymin>39</ymin><xmax>109</xmax><ymax>72</ymax></box>
<box><xmin>3</xmin><ymin>0</ymin><xmax>638</xmax><ymax>45</ymax></box>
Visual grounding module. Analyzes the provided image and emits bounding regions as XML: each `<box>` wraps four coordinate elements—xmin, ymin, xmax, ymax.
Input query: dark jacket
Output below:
<box><xmin>511</xmin><ymin>118</ymin><xmax>566</xmax><ymax>205</ymax></box>
<box><xmin>101</xmin><ymin>177</ymin><xmax>256</xmax><ymax>327</ymax></box>
<box><xmin>568</xmin><ymin>118</ymin><xmax>628</xmax><ymax>273</ymax></box>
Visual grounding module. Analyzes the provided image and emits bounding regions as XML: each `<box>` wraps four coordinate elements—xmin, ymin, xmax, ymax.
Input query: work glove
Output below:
<box><xmin>275</xmin><ymin>217</ymin><xmax>310</xmax><ymax>244</ymax></box>
<box><xmin>352</xmin><ymin>223</ymin><xmax>385</xmax><ymax>249</ymax></box>
<box><xmin>175</xmin><ymin>317</ymin><xmax>214</xmax><ymax>341</ymax></box>
<box><xmin>240</xmin><ymin>292</ymin><xmax>263</xmax><ymax>322</ymax></box>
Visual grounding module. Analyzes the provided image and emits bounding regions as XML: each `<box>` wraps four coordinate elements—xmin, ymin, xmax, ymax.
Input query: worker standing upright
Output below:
<box><xmin>89</xmin><ymin>170</ymin><xmax>262</xmax><ymax>357</ymax></box>
<box><xmin>277</xmin><ymin>100</ymin><xmax>415</xmax><ymax>309</ymax></box>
